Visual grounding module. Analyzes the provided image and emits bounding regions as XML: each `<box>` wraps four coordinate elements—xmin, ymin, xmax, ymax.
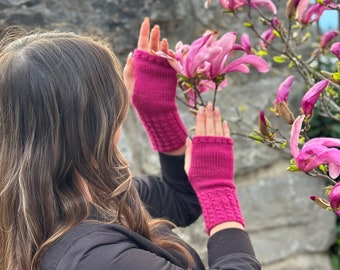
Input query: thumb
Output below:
<box><xmin>123</xmin><ymin>52</ymin><xmax>135</xmax><ymax>97</ymax></box>
<box><xmin>184</xmin><ymin>138</ymin><xmax>192</xmax><ymax>175</ymax></box>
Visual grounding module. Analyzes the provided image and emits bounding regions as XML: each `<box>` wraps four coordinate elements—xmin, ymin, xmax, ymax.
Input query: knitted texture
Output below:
<box><xmin>132</xmin><ymin>50</ymin><xmax>187</xmax><ymax>153</ymax></box>
<box><xmin>188</xmin><ymin>136</ymin><xmax>245</xmax><ymax>234</ymax></box>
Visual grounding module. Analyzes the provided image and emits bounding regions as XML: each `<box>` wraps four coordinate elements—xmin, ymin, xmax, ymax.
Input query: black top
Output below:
<box><xmin>40</xmin><ymin>153</ymin><xmax>261</xmax><ymax>270</ymax></box>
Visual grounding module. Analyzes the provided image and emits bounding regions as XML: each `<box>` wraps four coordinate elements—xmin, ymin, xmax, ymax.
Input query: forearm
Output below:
<box><xmin>208</xmin><ymin>228</ymin><xmax>261</xmax><ymax>269</ymax></box>
<box><xmin>134</xmin><ymin>153</ymin><xmax>201</xmax><ymax>227</ymax></box>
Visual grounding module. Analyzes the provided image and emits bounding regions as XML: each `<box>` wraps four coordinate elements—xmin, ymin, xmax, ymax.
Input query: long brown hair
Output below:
<box><xmin>0</xmin><ymin>29</ymin><xmax>193</xmax><ymax>269</ymax></box>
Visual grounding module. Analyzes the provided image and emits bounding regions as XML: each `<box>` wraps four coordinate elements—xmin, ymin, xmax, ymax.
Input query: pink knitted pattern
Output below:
<box><xmin>188</xmin><ymin>136</ymin><xmax>245</xmax><ymax>234</ymax></box>
<box><xmin>132</xmin><ymin>50</ymin><xmax>187</xmax><ymax>153</ymax></box>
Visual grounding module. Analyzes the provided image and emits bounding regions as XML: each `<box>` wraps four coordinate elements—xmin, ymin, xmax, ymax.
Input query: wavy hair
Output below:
<box><xmin>0</xmin><ymin>29</ymin><xmax>193</xmax><ymax>269</ymax></box>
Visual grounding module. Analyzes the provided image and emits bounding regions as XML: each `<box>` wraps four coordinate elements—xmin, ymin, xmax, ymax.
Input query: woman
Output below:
<box><xmin>0</xmin><ymin>17</ymin><xmax>260</xmax><ymax>269</ymax></box>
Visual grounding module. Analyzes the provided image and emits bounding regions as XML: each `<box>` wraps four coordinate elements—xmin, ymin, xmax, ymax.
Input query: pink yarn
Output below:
<box><xmin>132</xmin><ymin>50</ymin><xmax>187</xmax><ymax>152</ymax></box>
<box><xmin>188</xmin><ymin>136</ymin><xmax>245</xmax><ymax>234</ymax></box>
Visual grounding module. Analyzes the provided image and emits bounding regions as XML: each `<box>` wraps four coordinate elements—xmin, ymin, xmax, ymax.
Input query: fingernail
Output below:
<box><xmin>198</xmin><ymin>106</ymin><xmax>204</xmax><ymax>115</ymax></box>
<box><xmin>127</xmin><ymin>52</ymin><xmax>133</xmax><ymax>58</ymax></box>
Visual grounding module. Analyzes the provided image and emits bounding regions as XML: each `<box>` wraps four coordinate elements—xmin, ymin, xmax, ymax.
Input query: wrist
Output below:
<box><xmin>196</xmin><ymin>186</ymin><xmax>245</xmax><ymax>234</ymax></box>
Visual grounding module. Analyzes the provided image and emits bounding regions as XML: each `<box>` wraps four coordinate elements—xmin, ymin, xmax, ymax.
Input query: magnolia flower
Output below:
<box><xmin>297</xmin><ymin>3</ymin><xmax>327</xmax><ymax>25</ymax></box>
<box><xmin>205</xmin><ymin>0</ymin><xmax>277</xmax><ymax>14</ymax></box>
<box><xmin>259</xmin><ymin>28</ymin><xmax>275</xmax><ymax>50</ymax></box>
<box><xmin>290</xmin><ymin>115</ymin><xmax>340</xmax><ymax>179</ymax></box>
<box><xmin>301</xmin><ymin>80</ymin><xmax>329</xmax><ymax>118</ymax></box>
<box><xmin>274</xmin><ymin>76</ymin><xmax>295</xmax><ymax>124</ymax></box>
<box><xmin>157</xmin><ymin>31</ymin><xmax>269</xmax><ymax>84</ymax></box>
<box><xmin>240</xmin><ymin>33</ymin><xmax>252</xmax><ymax>54</ymax></box>
<box><xmin>258</xmin><ymin>110</ymin><xmax>272</xmax><ymax>138</ymax></box>
<box><xmin>330</xmin><ymin>182</ymin><xmax>340</xmax><ymax>215</ymax></box>
<box><xmin>330</xmin><ymin>42</ymin><xmax>340</xmax><ymax>60</ymax></box>
<box><xmin>275</xmin><ymin>76</ymin><xmax>295</xmax><ymax>105</ymax></box>
<box><xmin>320</xmin><ymin>30</ymin><xmax>339</xmax><ymax>49</ymax></box>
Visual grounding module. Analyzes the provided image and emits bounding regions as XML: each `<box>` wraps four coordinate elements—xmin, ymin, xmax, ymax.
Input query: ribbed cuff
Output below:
<box><xmin>138</xmin><ymin>111</ymin><xmax>187</xmax><ymax>153</ymax></box>
<box><xmin>197</xmin><ymin>187</ymin><xmax>245</xmax><ymax>234</ymax></box>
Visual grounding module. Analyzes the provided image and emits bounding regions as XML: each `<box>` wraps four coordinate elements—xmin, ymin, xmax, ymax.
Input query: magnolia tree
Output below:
<box><xmin>156</xmin><ymin>0</ymin><xmax>340</xmax><ymax>215</ymax></box>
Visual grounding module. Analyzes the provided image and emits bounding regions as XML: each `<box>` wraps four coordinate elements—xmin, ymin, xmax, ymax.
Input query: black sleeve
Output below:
<box><xmin>133</xmin><ymin>153</ymin><xmax>201</xmax><ymax>227</ymax></box>
<box><xmin>208</xmin><ymin>228</ymin><xmax>261</xmax><ymax>270</ymax></box>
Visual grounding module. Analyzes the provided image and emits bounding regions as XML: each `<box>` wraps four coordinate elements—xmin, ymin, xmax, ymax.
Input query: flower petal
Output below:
<box><xmin>224</xmin><ymin>55</ymin><xmax>269</xmax><ymax>73</ymax></box>
<box><xmin>301</xmin><ymin>79</ymin><xmax>329</xmax><ymax>117</ymax></box>
<box><xmin>290</xmin><ymin>115</ymin><xmax>305</xmax><ymax>158</ymax></box>
<box><xmin>275</xmin><ymin>75</ymin><xmax>295</xmax><ymax>105</ymax></box>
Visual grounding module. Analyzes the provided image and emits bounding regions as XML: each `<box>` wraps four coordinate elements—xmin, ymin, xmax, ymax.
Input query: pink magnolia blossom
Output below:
<box><xmin>320</xmin><ymin>30</ymin><xmax>339</xmax><ymax>49</ymax></box>
<box><xmin>330</xmin><ymin>182</ymin><xmax>340</xmax><ymax>215</ymax></box>
<box><xmin>259</xmin><ymin>28</ymin><xmax>275</xmax><ymax>49</ymax></box>
<box><xmin>258</xmin><ymin>110</ymin><xmax>271</xmax><ymax>137</ymax></box>
<box><xmin>275</xmin><ymin>75</ymin><xmax>295</xmax><ymax>105</ymax></box>
<box><xmin>205</xmin><ymin>0</ymin><xmax>277</xmax><ymax>14</ymax></box>
<box><xmin>297</xmin><ymin>3</ymin><xmax>327</xmax><ymax>25</ymax></box>
<box><xmin>301</xmin><ymin>80</ymin><xmax>329</xmax><ymax>118</ymax></box>
<box><xmin>290</xmin><ymin>115</ymin><xmax>340</xmax><ymax>179</ymax></box>
<box><xmin>157</xmin><ymin>31</ymin><xmax>269</xmax><ymax>84</ymax></box>
<box><xmin>330</xmin><ymin>42</ymin><xmax>340</xmax><ymax>60</ymax></box>
<box><xmin>240</xmin><ymin>33</ymin><xmax>252</xmax><ymax>54</ymax></box>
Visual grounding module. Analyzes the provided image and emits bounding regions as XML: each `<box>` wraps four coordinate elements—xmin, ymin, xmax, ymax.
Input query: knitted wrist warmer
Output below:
<box><xmin>188</xmin><ymin>136</ymin><xmax>245</xmax><ymax>234</ymax></box>
<box><xmin>132</xmin><ymin>50</ymin><xmax>187</xmax><ymax>152</ymax></box>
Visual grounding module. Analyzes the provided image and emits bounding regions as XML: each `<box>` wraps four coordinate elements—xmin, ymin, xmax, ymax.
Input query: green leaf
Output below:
<box><xmin>257</xmin><ymin>50</ymin><xmax>268</xmax><ymax>56</ymax></box>
<box><xmin>239</xmin><ymin>104</ymin><xmax>246</xmax><ymax>113</ymax></box>
<box><xmin>287</xmin><ymin>164</ymin><xmax>299</xmax><ymax>171</ymax></box>
<box><xmin>249</xmin><ymin>133</ymin><xmax>263</xmax><ymax>141</ymax></box>
<box><xmin>301</xmin><ymin>32</ymin><xmax>311</xmax><ymax>42</ymax></box>
<box><xmin>319</xmin><ymin>164</ymin><xmax>328</xmax><ymax>174</ymax></box>
<box><xmin>273</xmin><ymin>56</ymin><xmax>286</xmax><ymax>63</ymax></box>
<box><xmin>244</xmin><ymin>22</ymin><xmax>253</xmax><ymax>27</ymax></box>
<box><xmin>281</xmin><ymin>141</ymin><xmax>287</xmax><ymax>149</ymax></box>
<box><xmin>333</xmin><ymin>72</ymin><xmax>340</xmax><ymax>81</ymax></box>
<box><xmin>325</xmin><ymin>185</ymin><xmax>333</xmax><ymax>196</ymax></box>
<box><xmin>273</xmin><ymin>30</ymin><xmax>280</xmax><ymax>38</ymax></box>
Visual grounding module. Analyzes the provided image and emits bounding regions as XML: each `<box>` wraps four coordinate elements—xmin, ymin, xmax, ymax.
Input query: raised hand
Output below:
<box><xmin>184</xmin><ymin>103</ymin><xmax>245</xmax><ymax>235</ymax></box>
<box><xmin>185</xmin><ymin>102</ymin><xmax>230</xmax><ymax>174</ymax></box>
<box><xmin>123</xmin><ymin>18</ymin><xmax>173</xmax><ymax>95</ymax></box>
<box><xmin>125</xmin><ymin>18</ymin><xmax>187</xmax><ymax>154</ymax></box>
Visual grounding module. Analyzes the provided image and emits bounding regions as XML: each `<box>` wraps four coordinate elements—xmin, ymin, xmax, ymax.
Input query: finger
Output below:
<box><xmin>205</xmin><ymin>102</ymin><xmax>214</xmax><ymax>136</ymax></box>
<box><xmin>195</xmin><ymin>106</ymin><xmax>205</xmax><ymax>136</ymax></box>
<box><xmin>138</xmin><ymin>17</ymin><xmax>150</xmax><ymax>50</ymax></box>
<box><xmin>123</xmin><ymin>52</ymin><xmax>135</xmax><ymax>96</ymax></box>
<box><xmin>223</xmin><ymin>120</ymin><xmax>231</xmax><ymax>137</ymax></box>
<box><xmin>214</xmin><ymin>107</ymin><xmax>223</xmax><ymax>136</ymax></box>
<box><xmin>149</xmin><ymin>25</ymin><xmax>160</xmax><ymax>52</ymax></box>
<box><xmin>160</xmin><ymin>38</ymin><xmax>169</xmax><ymax>53</ymax></box>
<box><xmin>184</xmin><ymin>138</ymin><xmax>192</xmax><ymax>175</ymax></box>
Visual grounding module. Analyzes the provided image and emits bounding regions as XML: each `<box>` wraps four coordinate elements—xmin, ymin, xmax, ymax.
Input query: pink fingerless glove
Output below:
<box><xmin>132</xmin><ymin>50</ymin><xmax>187</xmax><ymax>153</ymax></box>
<box><xmin>188</xmin><ymin>136</ymin><xmax>245</xmax><ymax>234</ymax></box>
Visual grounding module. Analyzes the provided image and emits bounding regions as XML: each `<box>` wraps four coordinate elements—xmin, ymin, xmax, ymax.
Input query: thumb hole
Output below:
<box><xmin>184</xmin><ymin>138</ymin><xmax>192</xmax><ymax>175</ymax></box>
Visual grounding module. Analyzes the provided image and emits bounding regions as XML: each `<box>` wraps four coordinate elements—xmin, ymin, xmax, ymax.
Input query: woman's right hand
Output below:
<box><xmin>123</xmin><ymin>17</ymin><xmax>173</xmax><ymax>95</ymax></box>
<box><xmin>184</xmin><ymin>102</ymin><xmax>245</xmax><ymax>235</ymax></box>
<box><xmin>185</xmin><ymin>102</ymin><xmax>230</xmax><ymax>174</ymax></box>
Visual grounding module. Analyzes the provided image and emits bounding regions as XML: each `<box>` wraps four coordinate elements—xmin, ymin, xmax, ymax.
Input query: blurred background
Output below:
<box><xmin>0</xmin><ymin>0</ymin><xmax>338</xmax><ymax>269</ymax></box>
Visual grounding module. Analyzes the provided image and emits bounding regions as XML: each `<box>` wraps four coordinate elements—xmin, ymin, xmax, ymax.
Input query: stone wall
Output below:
<box><xmin>0</xmin><ymin>0</ymin><xmax>336</xmax><ymax>269</ymax></box>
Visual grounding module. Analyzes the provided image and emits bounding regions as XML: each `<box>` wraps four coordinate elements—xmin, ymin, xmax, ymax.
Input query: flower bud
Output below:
<box><xmin>330</xmin><ymin>182</ymin><xmax>340</xmax><ymax>215</ymax></box>
<box><xmin>286</xmin><ymin>0</ymin><xmax>297</xmax><ymax>20</ymax></box>
<box><xmin>275</xmin><ymin>102</ymin><xmax>295</xmax><ymax>125</ymax></box>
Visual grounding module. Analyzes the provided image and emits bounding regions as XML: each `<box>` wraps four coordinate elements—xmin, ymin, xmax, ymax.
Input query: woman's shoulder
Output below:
<box><xmin>40</xmin><ymin>221</ymin><xmax>198</xmax><ymax>270</ymax></box>
<box><xmin>40</xmin><ymin>221</ymin><xmax>138</xmax><ymax>270</ymax></box>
